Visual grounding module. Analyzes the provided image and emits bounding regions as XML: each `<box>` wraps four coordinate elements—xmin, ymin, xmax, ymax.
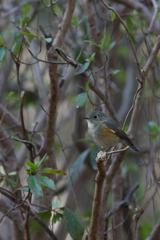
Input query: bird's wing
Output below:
<box><xmin>102</xmin><ymin>119</ymin><xmax>131</xmax><ymax>142</ymax></box>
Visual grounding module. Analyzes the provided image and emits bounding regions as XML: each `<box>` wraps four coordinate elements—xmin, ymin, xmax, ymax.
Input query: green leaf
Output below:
<box><xmin>13</xmin><ymin>32</ymin><xmax>21</xmax><ymax>44</ymax></box>
<box><xmin>84</xmin><ymin>40</ymin><xmax>100</xmax><ymax>48</ymax></box>
<box><xmin>85</xmin><ymin>81</ymin><xmax>90</xmax><ymax>91</ymax></box>
<box><xmin>74</xmin><ymin>62</ymin><xmax>90</xmax><ymax>75</ymax></box>
<box><xmin>88</xmin><ymin>53</ymin><xmax>95</xmax><ymax>62</ymax></box>
<box><xmin>9</xmin><ymin>178</ymin><xmax>17</xmax><ymax>188</ymax></box>
<box><xmin>83</xmin><ymin>51</ymin><xmax>89</xmax><ymax>59</ymax></box>
<box><xmin>22</xmin><ymin>4</ymin><xmax>31</xmax><ymax>15</ymax></box>
<box><xmin>72</xmin><ymin>14</ymin><xmax>78</xmax><ymax>28</ymax></box>
<box><xmin>52</xmin><ymin>212</ymin><xmax>63</xmax><ymax>223</ymax></box>
<box><xmin>0</xmin><ymin>47</ymin><xmax>6</xmax><ymax>61</ymax></box>
<box><xmin>17</xmin><ymin>31</ymin><xmax>38</xmax><ymax>39</ymax></box>
<box><xmin>17</xmin><ymin>186</ymin><xmax>36</xmax><ymax>194</ymax></box>
<box><xmin>64</xmin><ymin>207</ymin><xmax>85</xmax><ymax>240</ymax></box>
<box><xmin>37</xmin><ymin>154</ymin><xmax>48</xmax><ymax>168</ymax></box>
<box><xmin>22</xmin><ymin>17</ymin><xmax>31</xmax><ymax>26</ymax></box>
<box><xmin>27</xmin><ymin>176</ymin><xmax>43</xmax><ymax>196</ymax></box>
<box><xmin>35</xmin><ymin>175</ymin><xmax>56</xmax><ymax>190</ymax></box>
<box><xmin>8</xmin><ymin>91</ymin><xmax>15</xmax><ymax>99</ymax></box>
<box><xmin>75</xmin><ymin>92</ymin><xmax>87</xmax><ymax>107</ymax></box>
<box><xmin>109</xmin><ymin>41</ymin><xmax>116</xmax><ymax>50</ymax></box>
<box><xmin>8</xmin><ymin>171</ymin><xmax>17</xmax><ymax>176</ymax></box>
<box><xmin>52</xmin><ymin>196</ymin><xmax>61</xmax><ymax>209</ymax></box>
<box><xmin>29</xmin><ymin>211</ymin><xmax>51</xmax><ymax>234</ymax></box>
<box><xmin>111</xmin><ymin>69</ymin><xmax>120</xmax><ymax>75</ymax></box>
<box><xmin>26</xmin><ymin>161</ymin><xmax>37</xmax><ymax>171</ymax></box>
<box><xmin>39</xmin><ymin>168</ymin><xmax>66</xmax><ymax>175</ymax></box>
<box><xmin>70</xmin><ymin>149</ymin><xmax>90</xmax><ymax>181</ymax></box>
<box><xmin>0</xmin><ymin>35</ymin><xmax>3</xmax><ymax>44</ymax></box>
<box><xmin>25</xmin><ymin>168</ymin><xmax>35</xmax><ymax>174</ymax></box>
<box><xmin>12</xmin><ymin>42</ymin><xmax>20</xmax><ymax>56</ymax></box>
<box><xmin>130</xmin><ymin>34</ymin><xmax>137</xmax><ymax>44</ymax></box>
<box><xmin>78</xmin><ymin>17</ymin><xmax>85</xmax><ymax>25</ymax></box>
<box><xmin>148</xmin><ymin>121</ymin><xmax>159</xmax><ymax>132</ymax></box>
<box><xmin>101</xmin><ymin>36</ymin><xmax>106</xmax><ymax>50</ymax></box>
<box><xmin>111</xmin><ymin>12</ymin><xmax>116</xmax><ymax>21</ymax></box>
<box><xmin>44</xmin><ymin>38</ymin><xmax>52</xmax><ymax>43</ymax></box>
<box><xmin>77</xmin><ymin>84</ymin><xmax>85</xmax><ymax>90</ymax></box>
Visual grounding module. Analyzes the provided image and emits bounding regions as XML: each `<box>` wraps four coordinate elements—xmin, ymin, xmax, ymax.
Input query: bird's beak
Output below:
<box><xmin>84</xmin><ymin>117</ymin><xmax>89</xmax><ymax>120</ymax></box>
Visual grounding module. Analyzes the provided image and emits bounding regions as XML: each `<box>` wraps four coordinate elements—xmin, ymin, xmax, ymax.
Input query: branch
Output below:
<box><xmin>145</xmin><ymin>219</ymin><xmax>160</xmax><ymax>240</ymax></box>
<box><xmin>105</xmin><ymin>183</ymin><xmax>139</xmax><ymax>220</ymax></box>
<box><xmin>97</xmin><ymin>150</ymin><xmax>127</xmax><ymax>240</ymax></box>
<box><xmin>0</xmin><ymin>0</ymin><xmax>40</xmax><ymax>19</ymax></box>
<box><xmin>0</xmin><ymin>187</ymin><xmax>59</xmax><ymax>240</ymax></box>
<box><xmin>101</xmin><ymin>0</ymin><xmax>142</xmax><ymax>77</ymax></box>
<box><xmin>112</xmin><ymin>0</ymin><xmax>160</xmax><ymax>35</ymax></box>
<box><xmin>89</xmin><ymin>151</ymin><xmax>106</xmax><ymax>240</ymax></box>
<box><xmin>53</xmin><ymin>0</ymin><xmax>76</xmax><ymax>47</ymax></box>
<box><xmin>129</xmin><ymin>35</ymin><xmax>160</xmax><ymax>136</ymax></box>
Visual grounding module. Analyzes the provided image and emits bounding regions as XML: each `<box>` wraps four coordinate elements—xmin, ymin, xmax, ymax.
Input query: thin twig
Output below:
<box><xmin>123</xmin><ymin>78</ymin><xmax>143</xmax><ymax>130</ymax></box>
<box><xmin>101</xmin><ymin>0</ymin><xmax>142</xmax><ymax>77</ymax></box>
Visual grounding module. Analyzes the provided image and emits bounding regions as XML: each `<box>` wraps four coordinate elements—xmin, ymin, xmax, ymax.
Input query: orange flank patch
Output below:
<box><xmin>101</xmin><ymin>124</ymin><xmax>116</xmax><ymax>137</ymax></box>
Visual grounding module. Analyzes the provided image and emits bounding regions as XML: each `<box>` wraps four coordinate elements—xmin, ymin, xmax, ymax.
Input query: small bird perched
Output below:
<box><xmin>84</xmin><ymin>110</ymin><xmax>139</xmax><ymax>152</ymax></box>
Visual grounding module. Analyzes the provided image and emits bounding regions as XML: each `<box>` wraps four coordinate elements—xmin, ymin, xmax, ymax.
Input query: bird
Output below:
<box><xmin>84</xmin><ymin>110</ymin><xmax>139</xmax><ymax>152</ymax></box>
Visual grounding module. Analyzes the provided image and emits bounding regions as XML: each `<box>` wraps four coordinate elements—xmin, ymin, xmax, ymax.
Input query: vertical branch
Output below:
<box><xmin>89</xmin><ymin>151</ymin><xmax>106</xmax><ymax>240</ymax></box>
<box><xmin>97</xmin><ymin>150</ymin><xmax>127</xmax><ymax>240</ymax></box>
<box><xmin>112</xmin><ymin>166</ymin><xmax>125</xmax><ymax>240</ymax></box>
<box><xmin>43</xmin><ymin>46</ymin><xmax>59</xmax><ymax>169</ymax></box>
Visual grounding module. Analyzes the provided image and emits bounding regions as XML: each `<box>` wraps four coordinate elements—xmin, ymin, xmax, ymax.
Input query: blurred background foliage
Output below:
<box><xmin>0</xmin><ymin>0</ymin><xmax>160</xmax><ymax>240</ymax></box>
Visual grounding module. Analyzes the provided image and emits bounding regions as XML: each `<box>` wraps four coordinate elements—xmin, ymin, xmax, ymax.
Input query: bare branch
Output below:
<box><xmin>89</xmin><ymin>151</ymin><xmax>106</xmax><ymax>240</ymax></box>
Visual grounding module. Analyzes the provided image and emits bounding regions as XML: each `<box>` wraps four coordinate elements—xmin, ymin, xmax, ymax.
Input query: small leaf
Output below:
<box><xmin>9</xmin><ymin>178</ymin><xmax>17</xmax><ymax>188</ymax></box>
<box><xmin>29</xmin><ymin>211</ymin><xmax>51</xmax><ymax>234</ymax></box>
<box><xmin>44</xmin><ymin>38</ymin><xmax>52</xmax><ymax>43</ymax></box>
<box><xmin>17</xmin><ymin>31</ymin><xmax>38</xmax><ymax>39</ymax></box>
<box><xmin>0</xmin><ymin>35</ymin><xmax>3</xmax><ymax>44</ymax></box>
<box><xmin>111</xmin><ymin>12</ymin><xmax>116</xmax><ymax>21</ymax></box>
<box><xmin>27</xmin><ymin>176</ymin><xmax>43</xmax><ymax>196</ymax></box>
<box><xmin>64</xmin><ymin>207</ymin><xmax>85</xmax><ymax>240</ymax></box>
<box><xmin>25</xmin><ymin>168</ymin><xmax>35</xmax><ymax>174</ymax></box>
<box><xmin>37</xmin><ymin>154</ymin><xmax>48</xmax><ymax>168</ymax></box>
<box><xmin>72</xmin><ymin>14</ymin><xmax>78</xmax><ymax>28</ymax></box>
<box><xmin>74</xmin><ymin>62</ymin><xmax>90</xmax><ymax>75</ymax></box>
<box><xmin>75</xmin><ymin>92</ymin><xmax>87</xmax><ymax>107</ymax></box>
<box><xmin>77</xmin><ymin>84</ymin><xmax>85</xmax><ymax>90</ymax></box>
<box><xmin>12</xmin><ymin>42</ymin><xmax>20</xmax><ymax>56</ymax></box>
<box><xmin>101</xmin><ymin>36</ymin><xmax>106</xmax><ymax>50</ymax></box>
<box><xmin>88</xmin><ymin>53</ymin><xmax>95</xmax><ymax>62</ymax></box>
<box><xmin>109</xmin><ymin>41</ymin><xmax>116</xmax><ymax>50</ymax></box>
<box><xmin>13</xmin><ymin>32</ymin><xmax>21</xmax><ymax>44</ymax></box>
<box><xmin>52</xmin><ymin>212</ymin><xmax>63</xmax><ymax>223</ymax></box>
<box><xmin>70</xmin><ymin>149</ymin><xmax>90</xmax><ymax>181</ymax></box>
<box><xmin>84</xmin><ymin>40</ymin><xmax>100</xmax><ymax>48</ymax></box>
<box><xmin>111</xmin><ymin>69</ymin><xmax>120</xmax><ymax>75</ymax></box>
<box><xmin>0</xmin><ymin>47</ymin><xmax>6</xmax><ymax>61</ymax></box>
<box><xmin>85</xmin><ymin>81</ymin><xmax>90</xmax><ymax>91</ymax></box>
<box><xmin>52</xmin><ymin>196</ymin><xmax>61</xmax><ymax>209</ymax></box>
<box><xmin>26</xmin><ymin>161</ymin><xmax>37</xmax><ymax>171</ymax></box>
<box><xmin>8</xmin><ymin>171</ymin><xmax>17</xmax><ymax>176</ymax></box>
<box><xmin>78</xmin><ymin>17</ymin><xmax>85</xmax><ymax>25</ymax></box>
<box><xmin>23</xmin><ymin>17</ymin><xmax>31</xmax><ymax>25</ymax></box>
<box><xmin>39</xmin><ymin>168</ymin><xmax>66</xmax><ymax>175</ymax></box>
<box><xmin>17</xmin><ymin>186</ymin><xmax>35</xmax><ymax>194</ymax></box>
<box><xmin>8</xmin><ymin>91</ymin><xmax>15</xmax><ymax>99</ymax></box>
<box><xmin>35</xmin><ymin>175</ymin><xmax>56</xmax><ymax>190</ymax></box>
<box><xmin>83</xmin><ymin>51</ymin><xmax>89</xmax><ymax>59</ymax></box>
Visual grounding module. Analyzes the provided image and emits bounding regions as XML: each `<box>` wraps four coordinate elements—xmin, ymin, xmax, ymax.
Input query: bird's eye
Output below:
<box><xmin>94</xmin><ymin>115</ymin><xmax>98</xmax><ymax>119</ymax></box>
